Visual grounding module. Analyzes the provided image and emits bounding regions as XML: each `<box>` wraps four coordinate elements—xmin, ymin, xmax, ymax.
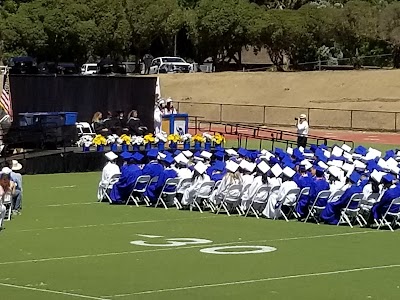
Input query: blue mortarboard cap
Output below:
<box><xmin>349</xmin><ymin>171</ymin><xmax>361</xmax><ymax>183</ymax></box>
<box><xmin>174</xmin><ymin>150</ymin><xmax>182</xmax><ymax>156</ymax></box>
<box><xmin>188</xmin><ymin>165</ymin><xmax>194</xmax><ymax>172</ymax></box>
<box><xmin>382</xmin><ymin>174</ymin><xmax>395</xmax><ymax>184</ymax></box>
<box><xmin>250</xmin><ymin>151</ymin><xmax>260</xmax><ymax>161</ymax></box>
<box><xmin>285</xmin><ymin>161</ymin><xmax>295</xmax><ymax>169</ymax></box>
<box><xmin>315</xmin><ymin>166</ymin><xmax>325</xmax><ymax>177</ymax></box>
<box><xmin>214</xmin><ymin>151</ymin><xmax>225</xmax><ymax>160</ymax></box>
<box><xmin>194</xmin><ymin>151</ymin><xmax>201</xmax><ymax>157</ymax></box>
<box><xmin>319</xmin><ymin>144</ymin><xmax>328</xmax><ymax>150</ymax></box>
<box><xmin>164</xmin><ymin>155</ymin><xmax>175</xmax><ymax>165</ymax></box>
<box><xmin>214</xmin><ymin>161</ymin><xmax>226</xmax><ymax>172</ymax></box>
<box><xmin>120</xmin><ymin>151</ymin><xmax>131</xmax><ymax>160</ymax></box>
<box><xmin>293</xmin><ymin>149</ymin><xmax>304</xmax><ymax>161</ymax></box>
<box><xmin>282</xmin><ymin>156</ymin><xmax>292</xmax><ymax>165</ymax></box>
<box><xmin>384</xmin><ymin>150</ymin><xmax>395</xmax><ymax>160</ymax></box>
<box><xmin>132</xmin><ymin>152</ymin><xmax>144</xmax><ymax>162</ymax></box>
<box><xmin>299</xmin><ymin>164</ymin><xmax>306</xmax><ymax>172</ymax></box>
<box><xmin>310</xmin><ymin>144</ymin><xmax>318</xmax><ymax>153</ymax></box>
<box><xmin>238</xmin><ymin>148</ymin><xmax>248</xmax><ymax>157</ymax></box>
<box><xmin>270</xmin><ymin>157</ymin><xmax>280</xmax><ymax>165</ymax></box>
<box><xmin>354</xmin><ymin>145</ymin><xmax>367</xmax><ymax>156</ymax></box>
<box><xmin>230</xmin><ymin>157</ymin><xmax>240</xmax><ymax>164</ymax></box>
<box><xmin>147</xmin><ymin>149</ymin><xmax>158</xmax><ymax>159</ymax></box>
<box><xmin>304</xmin><ymin>149</ymin><xmax>313</xmax><ymax>154</ymax></box>
<box><xmin>255</xmin><ymin>158</ymin><xmax>261</xmax><ymax>164</ymax></box>
<box><xmin>367</xmin><ymin>161</ymin><xmax>378</xmax><ymax>173</ymax></box>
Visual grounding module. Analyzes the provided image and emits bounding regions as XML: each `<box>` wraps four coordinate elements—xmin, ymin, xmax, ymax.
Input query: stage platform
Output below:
<box><xmin>3</xmin><ymin>147</ymin><xmax>107</xmax><ymax>175</ymax></box>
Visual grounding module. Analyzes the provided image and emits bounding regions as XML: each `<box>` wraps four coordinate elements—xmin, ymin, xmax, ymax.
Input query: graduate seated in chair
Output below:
<box><xmin>156</xmin><ymin>154</ymin><xmax>178</xmax><ymax>206</ymax></box>
<box><xmin>295</xmin><ymin>163</ymin><xmax>315</xmax><ymax>219</ymax></box>
<box><xmin>97</xmin><ymin>152</ymin><xmax>121</xmax><ymax>201</ymax></box>
<box><xmin>109</xmin><ymin>153</ymin><xmax>143</xmax><ymax>204</ymax></box>
<box><xmin>181</xmin><ymin>162</ymin><xmax>211</xmax><ymax>206</ymax></box>
<box><xmin>126</xmin><ymin>110</ymin><xmax>148</xmax><ymax>136</ymax></box>
<box><xmin>142</xmin><ymin>150</ymin><xmax>165</xmax><ymax>205</ymax></box>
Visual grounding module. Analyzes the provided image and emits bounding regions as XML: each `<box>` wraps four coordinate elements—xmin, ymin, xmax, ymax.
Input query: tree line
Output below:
<box><xmin>1</xmin><ymin>0</ymin><xmax>400</xmax><ymax>70</ymax></box>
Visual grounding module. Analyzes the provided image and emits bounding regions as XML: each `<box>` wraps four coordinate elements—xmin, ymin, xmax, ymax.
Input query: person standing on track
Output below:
<box><xmin>296</xmin><ymin>114</ymin><xmax>309</xmax><ymax>148</ymax></box>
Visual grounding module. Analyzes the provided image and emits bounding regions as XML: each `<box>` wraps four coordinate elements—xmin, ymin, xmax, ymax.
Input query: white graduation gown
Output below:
<box><xmin>181</xmin><ymin>174</ymin><xmax>211</xmax><ymax>205</ymax></box>
<box><xmin>154</xmin><ymin>107</ymin><xmax>163</xmax><ymax>134</ymax></box>
<box><xmin>262</xmin><ymin>177</ymin><xmax>282</xmax><ymax>218</ymax></box>
<box><xmin>240</xmin><ymin>175</ymin><xmax>264</xmax><ymax>210</ymax></box>
<box><xmin>97</xmin><ymin>162</ymin><xmax>121</xmax><ymax>200</ymax></box>
<box><xmin>210</xmin><ymin>175</ymin><xmax>242</xmax><ymax>205</ymax></box>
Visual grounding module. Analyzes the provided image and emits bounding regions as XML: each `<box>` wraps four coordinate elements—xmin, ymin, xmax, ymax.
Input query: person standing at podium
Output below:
<box><xmin>154</xmin><ymin>100</ymin><xmax>163</xmax><ymax>134</ymax></box>
<box><xmin>164</xmin><ymin>98</ymin><xmax>177</xmax><ymax>115</ymax></box>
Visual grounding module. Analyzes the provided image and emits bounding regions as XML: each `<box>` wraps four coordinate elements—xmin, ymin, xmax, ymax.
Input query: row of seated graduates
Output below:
<box><xmin>92</xmin><ymin>110</ymin><xmax>149</xmax><ymax>136</ymax></box>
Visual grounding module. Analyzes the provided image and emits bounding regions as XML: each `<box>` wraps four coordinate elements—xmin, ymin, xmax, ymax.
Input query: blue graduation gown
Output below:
<box><xmin>321</xmin><ymin>184</ymin><xmax>363</xmax><ymax>224</ymax></box>
<box><xmin>371</xmin><ymin>185</ymin><xmax>400</xmax><ymax>220</ymax></box>
<box><xmin>158</xmin><ymin>168</ymin><xmax>178</xmax><ymax>195</ymax></box>
<box><xmin>310</xmin><ymin>178</ymin><xmax>330</xmax><ymax>207</ymax></box>
<box><xmin>295</xmin><ymin>175</ymin><xmax>315</xmax><ymax>217</ymax></box>
<box><xmin>110</xmin><ymin>164</ymin><xmax>142</xmax><ymax>203</ymax></box>
<box><xmin>142</xmin><ymin>162</ymin><xmax>164</xmax><ymax>203</ymax></box>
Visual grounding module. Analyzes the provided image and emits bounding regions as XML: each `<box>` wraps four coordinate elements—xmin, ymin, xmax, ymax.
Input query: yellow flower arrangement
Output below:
<box><xmin>143</xmin><ymin>133</ymin><xmax>155</xmax><ymax>144</ymax></box>
<box><xmin>168</xmin><ymin>134</ymin><xmax>181</xmax><ymax>143</ymax></box>
<box><xmin>192</xmin><ymin>133</ymin><xmax>205</xmax><ymax>143</ymax></box>
<box><xmin>93</xmin><ymin>134</ymin><xmax>107</xmax><ymax>146</ymax></box>
<box><xmin>213</xmin><ymin>133</ymin><xmax>226</xmax><ymax>145</ymax></box>
<box><xmin>120</xmin><ymin>134</ymin><xmax>131</xmax><ymax>145</ymax></box>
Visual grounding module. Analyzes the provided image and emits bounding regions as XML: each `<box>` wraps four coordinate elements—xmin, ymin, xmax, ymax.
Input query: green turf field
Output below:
<box><xmin>1</xmin><ymin>172</ymin><xmax>399</xmax><ymax>300</ymax></box>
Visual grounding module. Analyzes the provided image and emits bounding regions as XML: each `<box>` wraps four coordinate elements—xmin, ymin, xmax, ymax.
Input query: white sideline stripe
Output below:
<box><xmin>16</xmin><ymin>216</ymin><xmax>216</xmax><ymax>233</ymax></box>
<box><xmin>0</xmin><ymin>230</ymin><xmax>375</xmax><ymax>266</ymax></box>
<box><xmin>109</xmin><ymin>263</ymin><xmax>400</xmax><ymax>297</ymax></box>
<box><xmin>50</xmin><ymin>185</ymin><xmax>76</xmax><ymax>189</ymax></box>
<box><xmin>46</xmin><ymin>202</ymin><xmax>95</xmax><ymax>207</ymax></box>
<box><xmin>0</xmin><ymin>282</ymin><xmax>109</xmax><ymax>300</ymax></box>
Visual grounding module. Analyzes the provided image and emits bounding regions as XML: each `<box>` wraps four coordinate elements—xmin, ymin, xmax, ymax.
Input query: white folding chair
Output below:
<box><xmin>191</xmin><ymin>181</ymin><xmax>215</xmax><ymax>213</ymax></box>
<box><xmin>99</xmin><ymin>173</ymin><xmax>120</xmax><ymax>203</ymax></box>
<box><xmin>274</xmin><ymin>188</ymin><xmax>300</xmax><ymax>222</ymax></box>
<box><xmin>304</xmin><ymin>190</ymin><xmax>331</xmax><ymax>224</ymax></box>
<box><xmin>216</xmin><ymin>184</ymin><xmax>243</xmax><ymax>216</ymax></box>
<box><xmin>337</xmin><ymin>193</ymin><xmax>364</xmax><ymax>228</ymax></box>
<box><xmin>155</xmin><ymin>178</ymin><xmax>180</xmax><ymax>209</ymax></box>
<box><xmin>290</xmin><ymin>187</ymin><xmax>310</xmax><ymax>219</ymax></box>
<box><xmin>144</xmin><ymin>176</ymin><xmax>159</xmax><ymax>206</ymax></box>
<box><xmin>328</xmin><ymin>190</ymin><xmax>345</xmax><ymax>203</ymax></box>
<box><xmin>3</xmin><ymin>194</ymin><xmax>12</xmax><ymax>221</ymax></box>
<box><xmin>244</xmin><ymin>185</ymin><xmax>270</xmax><ymax>219</ymax></box>
<box><xmin>376</xmin><ymin>197</ymin><xmax>400</xmax><ymax>232</ymax></box>
<box><xmin>126</xmin><ymin>175</ymin><xmax>151</xmax><ymax>206</ymax></box>
<box><xmin>76</xmin><ymin>122</ymin><xmax>96</xmax><ymax>137</ymax></box>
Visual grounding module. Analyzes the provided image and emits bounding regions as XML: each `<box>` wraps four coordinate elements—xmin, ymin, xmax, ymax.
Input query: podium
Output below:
<box><xmin>162</xmin><ymin>114</ymin><xmax>189</xmax><ymax>135</ymax></box>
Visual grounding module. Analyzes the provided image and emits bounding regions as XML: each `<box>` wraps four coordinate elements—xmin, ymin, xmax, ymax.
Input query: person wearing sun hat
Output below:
<box><xmin>97</xmin><ymin>152</ymin><xmax>121</xmax><ymax>202</ymax></box>
<box><xmin>296</xmin><ymin>113</ymin><xmax>309</xmax><ymax>148</ymax></box>
<box><xmin>321</xmin><ymin>171</ymin><xmax>363</xmax><ymax>225</ymax></box>
<box><xmin>110</xmin><ymin>152</ymin><xmax>142</xmax><ymax>204</ymax></box>
<box><xmin>9</xmin><ymin>160</ymin><xmax>23</xmax><ymax>214</ymax></box>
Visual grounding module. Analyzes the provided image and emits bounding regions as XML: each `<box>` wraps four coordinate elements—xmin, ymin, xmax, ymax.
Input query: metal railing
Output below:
<box><xmin>177</xmin><ymin>101</ymin><xmax>400</xmax><ymax>132</ymax></box>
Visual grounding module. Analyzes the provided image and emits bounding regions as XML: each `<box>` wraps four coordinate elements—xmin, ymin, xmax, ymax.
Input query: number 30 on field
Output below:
<box><xmin>130</xmin><ymin>236</ymin><xmax>277</xmax><ymax>255</ymax></box>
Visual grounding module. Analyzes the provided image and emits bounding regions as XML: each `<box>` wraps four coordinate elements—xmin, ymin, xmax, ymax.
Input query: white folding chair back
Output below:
<box><xmin>155</xmin><ymin>178</ymin><xmax>180</xmax><ymax>209</ymax></box>
<box><xmin>177</xmin><ymin>178</ymin><xmax>192</xmax><ymax>194</ymax></box>
<box><xmin>3</xmin><ymin>194</ymin><xmax>12</xmax><ymax>221</ymax></box>
<box><xmin>144</xmin><ymin>176</ymin><xmax>159</xmax><ymax>206</ymax></box>
<box><xmin>338</xmin><ymin>193</ymin><xmax>364</xmax><ymax>228</ymax></box>
<box><xmin>377</xmin><ymin>197</ymin><xmax>400</xmax><ymax>232</ymax></box>
<box><xmin>304</xmin><ymin>190</ymin><xmax>331</xmax><ymax>224</ymax></box>
<box><xmin>126</xmin><ymin>175</ymin><xmax>151</xmax><ymax>206</ymax></box>
<box><xmin>289</xmin><ymin>187</ymin><xmax>310</xmax><ymax>219</ymax></box>
<box><xmin>192</xmin><ymin>181</ymin><xmax>215</xmax><ymax>213</ymax></box>
<box><xmin>100</xmin><ymin>173</ymin><xmax>120</xmax><ymax>203</ymax></box>
<box><xmin>275</xmin><ymin>188</ymin><xmax>300</xmax><ymax>222</ymax></box>
<box><xmin>216</xmin><ymin>184</ymin><xmax>243</xmax><ymax>216</ymax></box>
<box><xmin>328</xmin><ymin>190</ymin><xmax>345</xmax><ymax>203</ymax></box>
<box><xmin>76</xmin><ymin>122</ymin><xmax>96</xmax><ymax>137</ymax></box>
<box><xmin>244</xmin><ymin>185</ymin><xmax>270</xmax><ymax>219</ymax></box>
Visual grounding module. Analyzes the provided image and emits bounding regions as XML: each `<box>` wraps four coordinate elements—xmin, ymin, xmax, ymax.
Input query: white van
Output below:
<box><xmin>81</xmin><ymin>63</ymin><xmax>97</xmax><ymax>75</ymax></box>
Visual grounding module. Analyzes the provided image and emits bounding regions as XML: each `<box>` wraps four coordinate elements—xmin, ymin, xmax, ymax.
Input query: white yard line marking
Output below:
<box><xmin>0</xmin><ymin>230</ymin><xmax>376</xmax><ymax>266</ymax></box>
<box><xmin>15</xmin><ymin>216</ymin><xmax>217</xmax><ymax>233</ymax></box>
<box><xmin>109</xmin><ymin>263</ymin><xmax>400</xmax><ymax>297</ymax></box>
<box><xmin>46</xmin><ymin>202</ymin><xmax>95</xmax><ymax>207</ymax></box>
<box><xmin>0</xmin><ymin>282</ymin><xmax>109</xmax><ymax>300</ymax></box>
<box><xmin>50</xmin><ymin>185</ymin><xmax>77</xmax><ymax>189</ymax></box>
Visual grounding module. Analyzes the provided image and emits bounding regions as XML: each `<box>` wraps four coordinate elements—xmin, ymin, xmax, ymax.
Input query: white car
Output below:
<box><xmin>81</xmin><ymin>63</ymin><xmax>97</xmax><ymax>75</ymax></box>
<box><xmin>149</xmin><ymin>57</ymin><xmax>192</xmax><ymax>74</ymax></box>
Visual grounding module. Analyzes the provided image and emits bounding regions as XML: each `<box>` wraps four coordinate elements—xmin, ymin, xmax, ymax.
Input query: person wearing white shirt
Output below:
<box><xmin>154</xmin><ymin>100</ymin><xmax>164</xmax><ymax>134</ymax></box>
<box><xmin>181</xmin><ymin>162</ymin><xmax>211</xmax><ymax>206</ymax></box>
<box><xmin>163</xmin><ymin>98</ymin><xmax>177</xmax><ymax>115</ymax></box>
<box><xmin>97</xmin><ymin>152</ymin><xmax>121</xmax><ymax>201</ymax></box>
<box><xmin>296</xmin><ymin>114</ymin><xmax>309</xmax><ymax>148</ymax></box>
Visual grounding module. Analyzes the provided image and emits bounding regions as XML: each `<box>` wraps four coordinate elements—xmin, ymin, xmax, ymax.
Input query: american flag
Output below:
<box><xmin>1</xmin><ymin>71</ymin><xmax>13</xmax><ymax>120</ymax></box>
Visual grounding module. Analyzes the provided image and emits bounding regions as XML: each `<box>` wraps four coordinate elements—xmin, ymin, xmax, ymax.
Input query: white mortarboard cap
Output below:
<box><xmin>371</xmin><ymin>170</ymin><xmax>384</xmax><ymax>183</ymax></box>
<box><xmin>323</xmin><ymin>150</ymin><xmax>331</xmax><ymax>158</ymax></box>
<box><xmin>239</xmin><ymin>160</ymin><xmax>247</xmax><ymax>170</ymax></box>
<box><xmin>225</xmin><ymin>149</ymin><xmax>238</xmax><ymax>156</ymax></box>
<box><xmin>283</xmin><ymin>166</ymin><xmax>295</xmax><ymax>178</ymax></box>
<box><xmin>200</xmin><ymin>151</ymin><xmax>212</xmax><ymax>159</ymax></box>
<box><xmin>194</xmin><ymin>162</ymin><xmax>207</xmax><ymax>174</ymax></box>
<box><xmin>182</xmin><ymin>150</ymin><xmax>193</xmax><ymax>158</ymax></box>
<box><xmin>365</xmin><ymin>148</ymin><xmax>382</xmax><ymax>160</ymax></box>
<box><xmin>377</xmin><ymin>158</ymin><xmax>389</xmax><ymax>170</ymax></box>
<box><xmin>299</xmin><ymin>146</ymin><xmax>305</xmax><ymax>153</ymax></box>
<box><xmin>246</xmin><ymin>162</ymin><xmax>256</xmax><ymax>173</ymax></box>
<box><xmin>354</xmin><ymin>160</ymin><xmax>366</xmax><ymax>170</ymax></box>
<box><xmin>328</xmin><ymin>160</ymin><xmax>343</xmax><ymax>168</ymax></box>
<box><xmin>341</xmin><ymin>144</ymin><xmax>352</xmax><ymax>153</ymax></box>
<box><xmin>318</xmin><ymin>161</ymin><xmax>329</xmax><ymax>170</ymax></box>
<box><xmin>260</xmin><ymin>150</ymin><xmax>274</xmax><ymax>160</ymax></box>
<box><xmin>271</xmin><ymin>164</ymin><xmax>283</xmax><ymax>177</ymax></box>
<box><xmin>303</xmin><ymin>152</ymin><xmax>314</xmax><ymax>158</ymax></box>
<box><xmin>343</xmin><ymin>152</ymin><xmax>353</xmax><ymax>162</ymax></box>
<box><xmin>158</xmin><ymin>152</ymin><xmax>167</xmax><ymax>160</ymax></box>
<box><xmin>105</xmin><ymin>151</ymin><xmax>118</xmax><ymax>161</ymax></box>
<box><xmin>328</xmin><ymin>166</ymin><xmax>341</xmax><ymax>178</ymax></box>
<box><xmin>174</xmin><ymin>153</ymin><xmax>189</xmax><ymax>165</ymax></box>
<box><xmin>386</xmin><ymin>157</ymin><xmax>398</xmax><ymax>169</ymax></box>
<box><xmin>332</xmin><ymin>146</ymin><xmax>344</xmax><ymax>157</ymax></box>
<box><xmin>286</xmin><ymin>147</ymin><xmax>294</xmax><ymax>156</ymax></box>
<box><xmin>193</xmin><ymin>156</ymin><xmax>204</xmax><ymax>162</ymax></box>
<box><xmin>391</xmin><ymin>166</ymin><xmax>400</xmax><ymax>175</ymax></box>
<box><xmin>352</xmin><ymin>153</ymin><xmax>362</xmax><ymax>159</ymax></box>
<box><xmin>226</xmin><ymin>160</ymin><xmax>239</xmax><ymax>173</ymax></box>
<box><xmin>301</xmin><ymin>159</ymin><xmax>313</xmax><ymax>170</ymax></box>
<box><xmin>341</xmin><ymin>162</ymin><xmax>354</xmax><ymax>174</ymax></box>
<box><xmin>257</xmin><ymin>161</ymin><xmax>270</xmax><ymax>174</ymax></box>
